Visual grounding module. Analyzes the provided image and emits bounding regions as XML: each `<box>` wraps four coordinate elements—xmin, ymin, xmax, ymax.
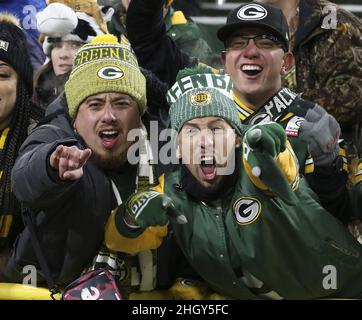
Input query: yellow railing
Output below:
<box><xmin>0</xmin><ymin>283</ymin><xmax>61</xmax><ymax>300</ymax></box>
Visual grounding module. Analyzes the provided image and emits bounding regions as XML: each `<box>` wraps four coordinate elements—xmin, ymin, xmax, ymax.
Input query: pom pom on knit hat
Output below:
<box><xmin>167</xmin><ymin>66</ymin><xmax>243</xmax><ymax>135</ymax></box>
<box><xmin>65</xmin><ymin>34</ymin><xmax>147</xmax><ymax>118</ymax></box>
<box><xmin>0</xmin><ymin>13</ymin><xmax>33</xmax><ymax>95</ymax></box>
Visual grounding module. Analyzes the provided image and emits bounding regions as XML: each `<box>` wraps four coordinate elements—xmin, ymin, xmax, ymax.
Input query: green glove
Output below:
<box><xmin>124</xmin><ymin>190</ymin><xmax>187</xmax><ymax>229</ymax></box>
<box><xmin>243</xmin><ymin>123</ymin><xmax>298</xmax><ymax>206</ymax></box>
<box><xmin>245</xmin><ymin>122</ymin><xmax>286</xmax><ymax>157</ymax></box>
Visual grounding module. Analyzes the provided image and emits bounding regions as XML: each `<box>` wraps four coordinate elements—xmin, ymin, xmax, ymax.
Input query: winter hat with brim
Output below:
<box><xmin>0</xmin><ymin>13</ymin><xmax>33</xmax><ymax>95</ymax></box>
<box><xmin>65</xmin><ymin>34</ymin><xmax>147</xmax><ymax>118</ymax></box>
<box><xmin>217</xmin><ymin>2</ymin><xmax>289</xmax><ymax>52</ymax></box>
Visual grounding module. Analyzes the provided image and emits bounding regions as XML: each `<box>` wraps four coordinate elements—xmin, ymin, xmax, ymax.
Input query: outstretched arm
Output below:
<box><xmin>243</xmin><ymin>122</ymin><xmax>300</xmax><ymax>205</ymax></box>
<box><xmin>11</xmin><ymin>125</ymin><xmax>87</xmax><ymax>210</ymax></box>
<box><xmin>296</xmin><ymin>103</ymin><xmax>351</xmax><ymax>224</ymax></box>
<box><xmin>126</xmin><ymin>0</ymin><xmax>192</xmax><ymax>86</ymax></box>
<box><xmin>105</xmin><ymin>176</ymin><xmax>187</xmax><ymax>254</ymax></box>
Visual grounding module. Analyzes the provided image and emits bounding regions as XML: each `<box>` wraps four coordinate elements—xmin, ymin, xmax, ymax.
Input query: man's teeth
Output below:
<box><xmin>242</xmin><ymin>65</ymin><xmax>262</xmax><ymax>71</ymax></box>
<box><xmin>101</xmin><ymin>131</ymin><xmax>118</xmax><ymax>136</ymax></box>
<box><xmin>201</xmin><ymin>156</ymin><xmax>214</xmax><ymax>164</ymax></box>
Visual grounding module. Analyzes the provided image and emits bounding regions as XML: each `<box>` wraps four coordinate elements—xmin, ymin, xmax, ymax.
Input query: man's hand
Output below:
<box><xmin>49</xmin><ymin>145</ymin><xmax>92</xmax><ymax>180</ymax></box>
<box><xmin>299</xmin><ymin>105</ymin><xmax>340</xmax><ymax>166</ymax></box>
<box><xmin>243</xmin><ymin>123</ymin><xmax>298</xmax><ymax>205</ymax></box>
<box><xmin>123</xmin><ymin>190</ymin><xmax>187</xmax><ymax>229</ymax></box>
<box><xmin>244</xmin><ymin>122</ymin><xmax>286</xmax><ymax>158</ymax></box>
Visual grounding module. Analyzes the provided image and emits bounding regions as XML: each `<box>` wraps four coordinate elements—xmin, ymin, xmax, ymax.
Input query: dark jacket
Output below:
<box><xmin>4</xmin><ymin>96</ymin><xmax>114</xmax><ymax>285</ymax></box>
<box><xmin>5</xmin><ymin>66</ymin><xmax>174</xmax><ymax>286</ymax></box>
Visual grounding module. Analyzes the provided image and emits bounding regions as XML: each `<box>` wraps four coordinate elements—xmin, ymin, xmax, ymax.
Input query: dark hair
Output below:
<box><xmin>0</xmin><ymin>78</ymin><xmax>44</xmax><ymax>239</ymax></box>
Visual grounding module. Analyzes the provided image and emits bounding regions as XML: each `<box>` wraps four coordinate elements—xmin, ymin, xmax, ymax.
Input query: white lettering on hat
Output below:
<box><xmin>97</xmin><ymin>66</ymin><xmax>124</xmax><ymax>80</ymax></box>
<box><xmin>237</xmin><ymin>4</ymin><xmax>267</xmax><ymax>21</ymax></box>
<box><xmin>0</xmin><ymin>40</ymin><xmax>9</xmax><ymax>52</ymax></box>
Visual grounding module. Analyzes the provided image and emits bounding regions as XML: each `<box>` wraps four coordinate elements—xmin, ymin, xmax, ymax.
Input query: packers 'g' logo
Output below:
<box><xmin>237</xmin><ymin>4</ymin><xmax>268</xmax><ymax>21</ymax></box>
<box><xmin>249</xmin><ymin>112</ymin><xmax>272</xmax><ymax>125</ymax></box>
<box><xmin>97</xmin><ymin>66</ymin><xmax>124</xmax><ymax>80</ymax></box>
<box><xmin>190</xmin><ymin>91</ymin><xmax>211</xmax><ymax>107</ymax></box>
<box><xmin>233</xmin><ymin>197</ymin><xmax>261</xmax><ymax>225</ymax></box>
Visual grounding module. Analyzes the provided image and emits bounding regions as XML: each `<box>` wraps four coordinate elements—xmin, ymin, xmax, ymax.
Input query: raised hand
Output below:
<box><xmin>243</xmin><ymin>122</ymin><xmax>298</xmax><ymax>205</ymax></box>
<box><xmin>245</xmin><ymin>122</ymin><xmax>286</xmax><ymax>157</ymax></box>
<box><xmin>49</xmin><ymin>145</ymin><xmax>92</xmax><ymax>180</ymax></box>
<box><xmin>298</xmin><ymin>104</ymin><xmax>340</xmax><ymax>166</ymax></box>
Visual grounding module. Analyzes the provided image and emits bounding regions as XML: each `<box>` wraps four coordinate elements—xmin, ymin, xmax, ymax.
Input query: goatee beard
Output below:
<box><xmin>91</xmin><ymin>152</ymin><xmax>127</xmax><ymax>169</ymax></box>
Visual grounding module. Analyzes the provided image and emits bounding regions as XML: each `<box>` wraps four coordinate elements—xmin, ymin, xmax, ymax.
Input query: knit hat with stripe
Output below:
<box><xmin>167</xmin><ymin>66</ymin><xmax>243</xmax><ymax>135</ymax></box>
<box><xmin>65</xmin><ymin>34</ymin><xmax>147</xmax><ymax>118</ymax></box>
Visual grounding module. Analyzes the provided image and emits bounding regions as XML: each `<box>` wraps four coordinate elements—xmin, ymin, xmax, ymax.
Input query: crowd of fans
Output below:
<box><xmin>0</xmin><ymin>0</ymin><xmax>361</xmax><ymax>300</ymax></box>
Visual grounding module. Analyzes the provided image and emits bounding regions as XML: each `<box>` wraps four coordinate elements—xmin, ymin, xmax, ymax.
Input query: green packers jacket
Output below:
<box><xmin>106</xmin><ymin>145</ymin><xmax>362</xmax><ymax>299</ymax></box>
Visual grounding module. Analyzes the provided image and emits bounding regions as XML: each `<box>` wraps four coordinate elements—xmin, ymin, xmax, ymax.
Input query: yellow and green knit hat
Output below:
<box><xmin>65</xmin><ymin>34</ymin><xmax>147</xmax><ymax>118</ymax></box>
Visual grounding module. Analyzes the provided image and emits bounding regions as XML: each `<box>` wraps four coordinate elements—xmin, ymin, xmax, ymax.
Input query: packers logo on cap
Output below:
<box><xmin>97</xmin><ymin>66</ymin><xmax>124</xmax><ymax>80</ymax></box>
<box><xmin>237</xmin><ymin>4</ymin><xmax>268</xmax><ymax>21</ymax></box>
<box><xmin>190</xmin><ymin>91</ymin><xmax>211</xmax><ymax>107</ymax></box>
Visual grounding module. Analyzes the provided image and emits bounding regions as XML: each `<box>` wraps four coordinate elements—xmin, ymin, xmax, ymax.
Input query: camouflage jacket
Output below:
<box><xmin>284</xmin><ymin>0</ymin><xmax>362</xmax><ymax>131</ymax></box>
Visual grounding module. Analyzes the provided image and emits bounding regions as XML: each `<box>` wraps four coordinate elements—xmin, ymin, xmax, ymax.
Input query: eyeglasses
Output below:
<box><xmin>225</xmin><ymin>35</ymin><xmax>284</xmax><ymax>51</ymax></box>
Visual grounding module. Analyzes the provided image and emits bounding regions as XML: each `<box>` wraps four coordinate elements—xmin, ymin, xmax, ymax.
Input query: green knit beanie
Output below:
<box><xmin>167</xmin><ymin>67</ymin><xmax>243</xmax><ymax>136</ymax></box>
<box><xmin>65</xmin><ymin>34</ymin><xmax>147</xmax><ymax>118</ymax></box>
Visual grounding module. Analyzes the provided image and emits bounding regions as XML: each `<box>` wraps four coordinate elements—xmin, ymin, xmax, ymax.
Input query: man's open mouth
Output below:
<box><xmin>200</xmin><ymin>156</ymin><xmax>217</xmax><ymax>180</ymax></box>
<box><xmin>241</xmin><ymin>64</ymin><xmax>263</xmax><ymax>76</ymax></box>
<box><xmin>99</xmin><ymin>130</ymin><xmax>120</xmax><ymax>149</ymax></box>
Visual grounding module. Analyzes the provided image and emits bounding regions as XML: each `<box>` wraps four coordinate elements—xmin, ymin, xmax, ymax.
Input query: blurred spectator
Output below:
<box><xmin>0</xmin><ymin>13</ymin><xmax>44</xmax><ymax>279</ymax></box>
<box><xmin>33</xmin><ymin>1</ymin><xmax>109</xmax><ymax>109</ymax></box>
